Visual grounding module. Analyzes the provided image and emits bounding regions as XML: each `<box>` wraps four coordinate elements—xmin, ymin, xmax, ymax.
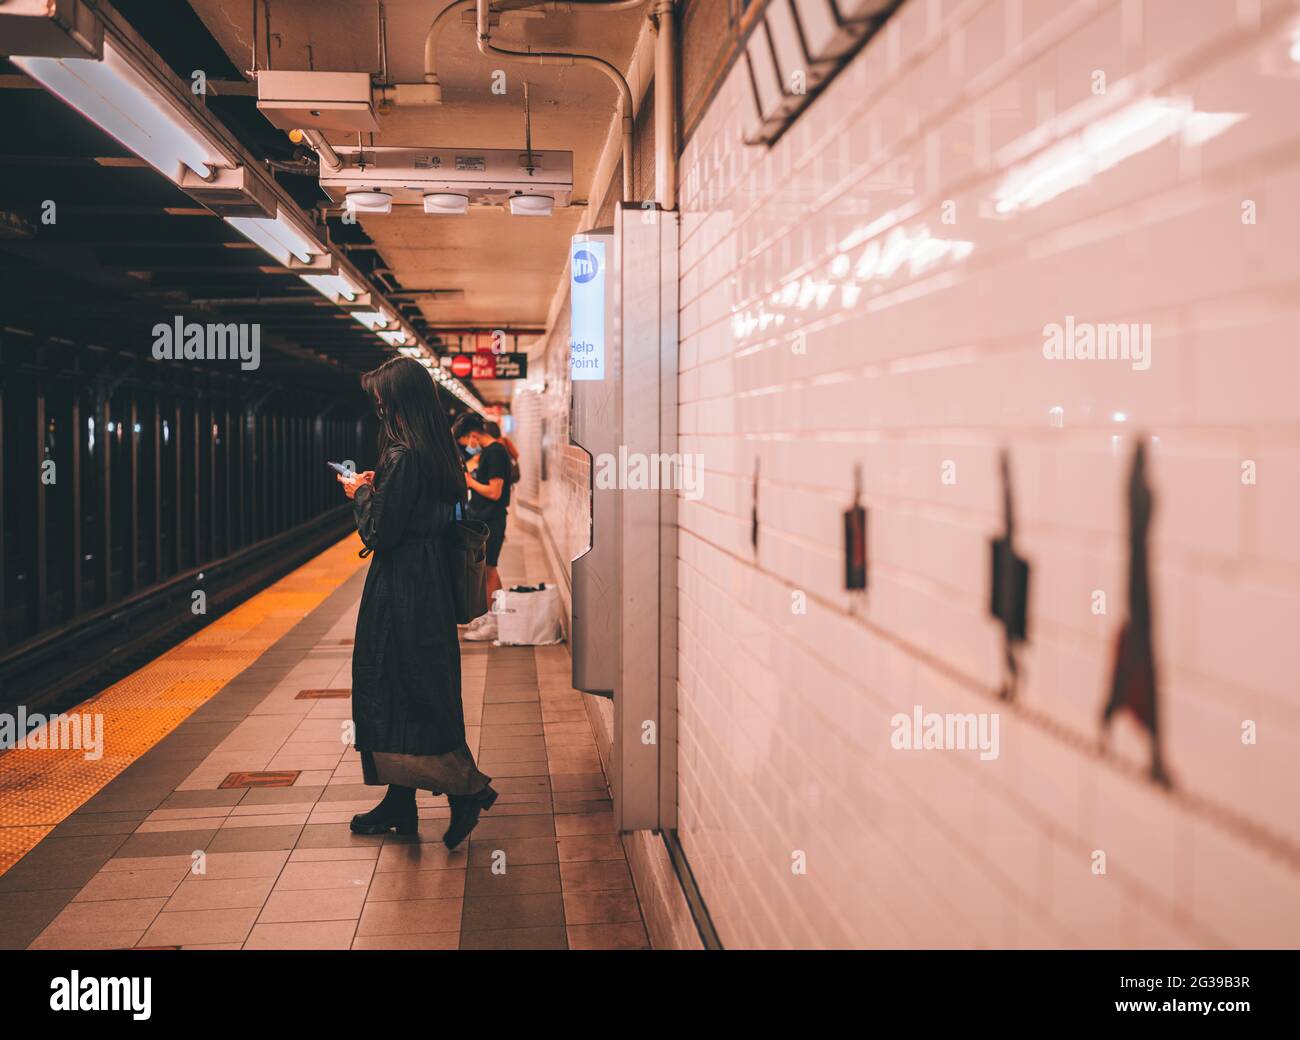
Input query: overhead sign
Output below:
<box><xmin>442</xmin><ymin>352</ymin><xmax>528</xmax><ymax>379</ymax></box>
<box><xmin>570</xmin><ymin>239</ymin><xmax>606</xmax><ymax>381</ymax></box>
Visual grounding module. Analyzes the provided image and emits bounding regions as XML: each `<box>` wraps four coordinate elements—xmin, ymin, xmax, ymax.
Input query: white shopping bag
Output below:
<box><xmin>493</xmin><ymin>583</ymin><xmax>565</xmax><ymax>646</ymax></box>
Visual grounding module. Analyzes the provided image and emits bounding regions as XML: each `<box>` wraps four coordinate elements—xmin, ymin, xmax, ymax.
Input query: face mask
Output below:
<box><xmin>464</xmin><ymin>444</ymin><xmax>480</xmax><ymax>457</ymax></box>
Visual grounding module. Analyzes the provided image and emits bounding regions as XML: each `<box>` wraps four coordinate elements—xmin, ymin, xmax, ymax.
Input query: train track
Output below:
<box><xmin>0</xmin><ymin>507</ymin><xmax>354</xmax><ymax>720</ymax></box>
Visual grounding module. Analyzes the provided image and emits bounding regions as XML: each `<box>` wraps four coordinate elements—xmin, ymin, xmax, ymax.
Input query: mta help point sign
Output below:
<box><xmin>569</xmin><ymin>240</ymin><xmax>606</xmax><ymax>381</ymax></box>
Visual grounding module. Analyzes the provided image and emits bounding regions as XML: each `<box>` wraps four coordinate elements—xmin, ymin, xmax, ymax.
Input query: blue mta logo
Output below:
<box><xmin>572</xmin><ymin>249</ymin><xmax>600</xmax><ymax>284</ymax></box>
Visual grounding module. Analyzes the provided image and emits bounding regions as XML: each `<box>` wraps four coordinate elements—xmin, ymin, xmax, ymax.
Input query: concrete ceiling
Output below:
<box><xmin>189</xmin><ymin>0</ymin><xmax>644</xmax><ymax>346</ymax></box>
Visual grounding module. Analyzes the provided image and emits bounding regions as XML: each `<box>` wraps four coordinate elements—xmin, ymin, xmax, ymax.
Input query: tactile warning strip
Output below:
<box><xmin>0</xmin><ymin>533</ymin><xmax>368</xmax><ymax>876</ymax></box>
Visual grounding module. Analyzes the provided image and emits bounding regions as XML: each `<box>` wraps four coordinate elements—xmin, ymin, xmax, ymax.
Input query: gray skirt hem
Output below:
<box><xmin>359</xmin><ymin>747</ymin><xmax>491</xmax><ymax>796</ymax></box>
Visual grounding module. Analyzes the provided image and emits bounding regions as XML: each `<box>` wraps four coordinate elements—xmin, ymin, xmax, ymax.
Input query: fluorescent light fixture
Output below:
<box><xmin>346</xmin><ymin>190</ymin><xmax>392</xmax><ymax>215</ymax></box>
<box><xmin>227</xmin><ymin>206</ymin><xmax>324</xmax><ymax>266</ymax></box>
<box><xmin>424</xmin><ymin>192</ymin><xmax>469</xmax><ymax>215</ymax></box>
<box><xmin>378</xmin><ymin>329</ymin><xmax>411</xmax><ymax>346</ymax></box>
<box><xmin>13</xmin><ymin>38</ymin><xmax>227</xmax><ymax>184</ymax></box>
<box><xmin>350</xmin><ymin>309</ymin><xmax>393</xmax><ymax>330</ymax></box>
<box><xmin>399</xmin><ymin>346</ymin><xmax>423</xmax><ymax>358</ymax></box>
<box><xmin>509</xmin><ymin>194</ymin><xmax>553</xmax><ymax>217</ymax></box>
<box><xmin>301</xmin><ymin>271</ymin><xmax>361</xmax><ymax>303</ymax></box>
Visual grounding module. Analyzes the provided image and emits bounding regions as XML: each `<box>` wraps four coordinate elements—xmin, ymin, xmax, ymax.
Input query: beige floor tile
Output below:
<box><xmin>197</xmin><ymin>850</ymin><xmax>290</xmax><ymax>879</ymax></box>
<box><xmin>244</xmin><ymin>920</ymin><xmax>357</xmax><ymax>949</ymax></box>
<box><xmin>230</xmin><ymin>802</ymin><xmax>317</xmax><ymax>817</ymax></box>
<box><xmin>266</xmin><ymin>755</ymin><xmax>346</xmax><ymax>772</ymax></box>
<box><xmin>180</xmin><ymin>942</ymin><xmax>244</xmax><ymax>950</ymax></box>
<box><xmin>559</xmin><ymin>860</ymin><xmax>634</xmax><ymax>892</ymax></box>
<box><xmin>557</xmin><ymin>834</ymin><xmax>625</xmax><ymax>862</ymax></box>
<box><xmin>38</xmin><ymin>897</ymin><xmax>167</xmax><ymax>944</ymax></box>
<box><xmin>100</xmin><ymin>855</ymin><xmax>195</xmax><ymax>874</ymax></box>
<box><xmin>139</xmin><ymin>907</ymin><xmax>258</xmax><ymax>946</ymax></box>
<box><xmin>351</xmin><ymin>931</ymin><xmax>459</xmax><ymax>950</ymax></box>
<box><xmin>563</xmin><ymin>889</ymin><xmax>642</xmax><ymax>926</ymax></box>
<box><xmin>74</xmin><ymin>868</ymin><xmax>188</xmax><ymax>902</ymax></box>
<box><xmin>277</xmin><ymin>741</ymin><xmax>345</xmax><ymax>756</ymax></box>
<box><xmin>288</xmin><ymin>846</ymin><xmax>380</xmax><ymax>863</ymax></box>
<box><xmin>137</xmin><ymin>818</ymin><xmax>228</xmax><ymax>834</ymax></box>
<box><xmin>365</xmin><ymin>869</ymin><xmax>466</xmax><ymax>901</ymax></box>
<box><xmin>219</xmin><ymin>812</ymin><xmax>310</xmax><ymax>828</ymax></box>
<box><xmin>566</xmin><ymin>922</ymin><xmax>650</xmax><ymax>950</ymax></box>
<box><xmin>275</xmin><ymin>859</ymin><xmax>375</xmax><ymax>890</ymax></box>
<box><xmin>355</xmin><ymin>898</ymin><xmax>462</xmax><ymax>936</ymax></box>
<box><xmin>554</xmin><ymin>812</ymin><xmax>617</xmax><ymax>837</ymax></box>
<box><xmin>259</xmin><ymin>887</ymin><xmax>366</xmax><ymax>923</ymax></box>
<box><xmin>376</xmin><ymin>841</ymin><xmax>467</xmax><ymax>872</ymax></box>
<box><xmin>165</xmin><ymin>876</ymin><xmax>274</xmax><ymax>912</ymax></box>
<box><xmin>30</xmin><ymin>929</ymin><xmax>146</xmax><ymax>950</ymax></box>
<box><xmin>144</xmin><ymin>807</ymin><xmax>236</xmax><ymax>823</ymax></box>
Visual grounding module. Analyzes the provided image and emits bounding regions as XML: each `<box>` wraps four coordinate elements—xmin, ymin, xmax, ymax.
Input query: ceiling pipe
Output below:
<box><xmin>418</xmin><ymin>0</ymin><xmax>545</xmax><ymax>103</ymax></box>
<box><xmin>415</xmin><ymin>1</ymin><xmax>645</xmax><ymax>107</ymax></box>
<box><xmin>423</xmin><ymin>0</ymin><xmax>472</xmax><ymax>100</ymax></box>
<box><xmin>291</xmin><ymin>128</ymin><xmax>343</xmax><ymax>173</ymax></box>
<box><xmin>653</xmin><ymin>0</ymin><xmax>676</xmax><ymax>209</ymax></box>
<box><xmin>475</xmin><ymin>0</ymin><xmax>639</xmax><ymax>202</ymax></box>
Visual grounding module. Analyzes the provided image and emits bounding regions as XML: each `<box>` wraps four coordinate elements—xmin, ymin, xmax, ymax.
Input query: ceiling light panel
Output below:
<box><xmin>13</xmin><ymin>38</ymin><xmax>229</xmax><ymax>183</ymax></box>
<box><xmin>226</xmin><ymin>207</ymin><xmax>325</xmax><ymax>266</ymax></box>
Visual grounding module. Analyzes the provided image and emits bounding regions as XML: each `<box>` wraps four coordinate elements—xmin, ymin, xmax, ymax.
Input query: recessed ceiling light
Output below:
<box><xmin>509</xmin><ymin>194</ymin><xmax>553</xmax><ymax>217</ymax></box>
<box><xmin>424</xmin><ymin>192</ymin><xmax>469</xmax><ymax>215</ymax></box>
<box><xmin>346</xmin><ymin>190</ymin><xmax>392</xmax><ymax>215</ymax></box>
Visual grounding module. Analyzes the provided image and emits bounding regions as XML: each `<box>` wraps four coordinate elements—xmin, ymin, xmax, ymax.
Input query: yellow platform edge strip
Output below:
<box><xmin>0</xmin><ymin>533</ymin><xmax>367</xmax><ymax>876</ymax></box>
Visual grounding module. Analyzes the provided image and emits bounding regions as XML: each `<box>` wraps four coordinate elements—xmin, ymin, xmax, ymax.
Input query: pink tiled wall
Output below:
<box><xmin>675</xmin><ymin>0</ymin><xmax>1300</xmax><ymax>948</ymax></box>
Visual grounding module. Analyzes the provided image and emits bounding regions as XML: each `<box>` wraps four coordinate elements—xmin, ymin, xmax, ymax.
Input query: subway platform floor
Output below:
<box><xmin>0</xmin><ymin>528</ymin><xmax>649</xmax><ymax>950</ymax></box>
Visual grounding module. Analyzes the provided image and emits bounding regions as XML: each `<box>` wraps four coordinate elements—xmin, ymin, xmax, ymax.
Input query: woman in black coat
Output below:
<box><xmin>336</xmin><ymin>356</ymin><xmax>497</xmax><ymax>849</ymax></box>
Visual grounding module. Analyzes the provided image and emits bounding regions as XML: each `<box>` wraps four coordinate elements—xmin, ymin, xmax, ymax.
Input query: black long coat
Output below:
<box><xmin>350</xmin><ymin>445</ymin><xmax>467</xmax><ymax>758</ymax></box>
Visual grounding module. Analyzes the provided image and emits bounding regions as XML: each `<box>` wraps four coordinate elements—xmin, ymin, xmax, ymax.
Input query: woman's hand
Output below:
<box><xmin>338</xmin><ymin>470</ymin><xmax>374</xmax><ymax>499</ymax></box>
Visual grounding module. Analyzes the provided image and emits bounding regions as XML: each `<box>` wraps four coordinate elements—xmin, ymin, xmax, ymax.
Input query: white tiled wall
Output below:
<box><xmin>511</xmin><ymin>296</ymin><xmax>592</xmax><ymax>575</ymax></box>
<box><xmin>674</xmin><ymin>0</ymin><xmax>1300</xmax><ymax>948</ymax></box>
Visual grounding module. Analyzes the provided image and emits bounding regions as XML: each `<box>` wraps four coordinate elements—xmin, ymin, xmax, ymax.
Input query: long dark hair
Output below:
<box><xmin>361</xmin><ymin>356</ymin><xmax>465</xmax><ymax>503</ymax></box>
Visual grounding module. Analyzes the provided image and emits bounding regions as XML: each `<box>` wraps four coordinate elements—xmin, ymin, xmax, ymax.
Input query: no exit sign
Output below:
<box><xmin>442</xmin><ymin>352</ymin><xmax>529</xmax><ymax>379</ymax></box>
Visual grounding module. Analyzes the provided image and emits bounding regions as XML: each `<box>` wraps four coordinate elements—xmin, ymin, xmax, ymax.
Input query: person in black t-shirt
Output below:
<box><xmin>452</xmin><ymin>412</ymin><xmax>512</xmax><ymax>640</ymax></box>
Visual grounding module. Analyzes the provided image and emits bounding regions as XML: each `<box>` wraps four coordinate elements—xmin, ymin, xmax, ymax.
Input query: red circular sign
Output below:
<box><xmin>450</xmin><ymin>355</ymin><xmax>472</xmax><ymax>378</ymax></box>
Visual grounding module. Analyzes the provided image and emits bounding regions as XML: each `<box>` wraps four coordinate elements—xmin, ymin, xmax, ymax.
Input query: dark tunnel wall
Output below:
<box><xmin>0</xmin><ymin>330</ymin><xmax>375</xmax><ymax>652</ymax></box>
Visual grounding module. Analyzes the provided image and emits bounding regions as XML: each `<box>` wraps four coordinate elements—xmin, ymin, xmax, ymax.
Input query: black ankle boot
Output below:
<box><xmin>350</xmin><ymin>785</ymin><xmax>418</xmax><ymax>835</ymax></box>
<box><xmin>442</xmin><ymin>785</ymin><xmax>499</xmax><ymax>849</ymax></box>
